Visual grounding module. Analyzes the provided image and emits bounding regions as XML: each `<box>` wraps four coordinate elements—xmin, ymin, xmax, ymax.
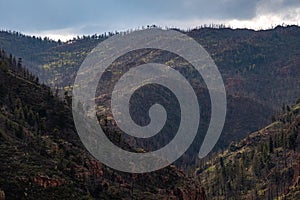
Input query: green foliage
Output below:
<box><xmin>1</xmin><ymin>25</ymin><xmax>300</xmax><ymax>199</ymax></box>
<box><xmin>0</xmin><ymin>51</ymin><xmax>206</xmax><ymax>199</ymax></box>
<box><xmin>199</xmin><ymin>100</ymin><xmax>300</xmax><ymax>199</ymax></box>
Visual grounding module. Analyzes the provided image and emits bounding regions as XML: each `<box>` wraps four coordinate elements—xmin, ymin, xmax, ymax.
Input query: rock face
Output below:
<box><xmin>32</xmin><ymin>176</ymin><xmax>66</xmax><ymax>188</ymax></box>
<box><xmin>86</xmin><ymin>160</ymin><xmax>103</xmax><ymax>178</ymax></box>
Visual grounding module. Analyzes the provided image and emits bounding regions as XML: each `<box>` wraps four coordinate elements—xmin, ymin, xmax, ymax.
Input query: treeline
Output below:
<box><xmin>0</xmin><ymin>49</ymin><xmax>39</xmax><ymax>83</ymax></box>
<box><xmin>2</xmin><ymin>24</ymin><xmax>298</xmax><ymax>45</ymax></box>
<box><xmin>0</xmin><ymin>30</ymin><xmax>57</xmax><ymax>43</ymax></box>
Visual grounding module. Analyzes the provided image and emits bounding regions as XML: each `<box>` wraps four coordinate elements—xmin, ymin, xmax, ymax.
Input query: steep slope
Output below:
<box><xmin>0</xmin><ymin>30</ymin><xmax>59</xmax><ymax>76</ymax></box>
<box><xmin>1</xmin><ymin>26</ymin><xmax>299</xmax><ymax>160</ymax></box>
<box><xmin>0</xmin><ymin>31</ymin><xmax>106</xmax><ymax>86</ymax></box>
<box><xmin>188</xmin><ymin>25</ymin><xmax>300</xmax><ymax>109</ymax></box>
<box><xmin>0</xmin><ymin>31</ymin><xmax>58</xmax><ymax>60</ymax></box>
<box><xmin>197</xmin><ymin>99</ymin><xmax>300</xmax><ymax>199</ymax></box>
<box><xmin>0</xmin><ymin>50</ymin><xmax>206</xmax><ymax>199</ymax></box>
<box><xmin>1</xmin><ymin>26</ymin><xmax>299</xmax><ymax>108</ymax></box>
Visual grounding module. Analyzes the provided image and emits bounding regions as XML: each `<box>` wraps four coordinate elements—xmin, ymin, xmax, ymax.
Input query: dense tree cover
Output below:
<box><xmin>0</xmin><ymin>50</ymin><xmax>206</xmax><ymax>199</ymax></box>
<box><xmin>1</xmin><ymin>26</ymin><xmax>298</xmax><ymax>155</ymax></box>
<box><xmin>198</xmin><ymin>101</ymin><xmax>300</xmax><ymax>199</ymax></box>
<box><xmin>0</xmin><ymin>25</ymin><xmax>299</xmax><ymax>198</ymax></box>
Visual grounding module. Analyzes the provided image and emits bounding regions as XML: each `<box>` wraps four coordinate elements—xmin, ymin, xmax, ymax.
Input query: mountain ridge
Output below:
<box><xmin>0</xmin><ymin>49</ymin><xmax>206</xmax><ymax>199</ymax></box>
<box><xmin>197</xmin><ymin>99</ymin><xmax>300</xmax><ymax>199</ymax></box>
<box><xmin>2</xmin><ymin>25</ymin><xmax>299</xmax><ymax>159</ymax></box>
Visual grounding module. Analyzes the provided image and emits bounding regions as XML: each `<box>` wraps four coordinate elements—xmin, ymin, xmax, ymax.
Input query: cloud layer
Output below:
<box><xmin>0</xmin><ymin>0</ymin><xmax>299</xmax><ymax>40</ymax></box>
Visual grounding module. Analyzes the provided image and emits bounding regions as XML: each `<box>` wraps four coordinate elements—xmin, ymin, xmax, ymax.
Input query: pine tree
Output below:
<box><xmin>16</xmin><ymin>124</ymin><xmax>23</xmax><ymax>139</ymax></box>
<box><xmin>269</xmin><ymin>136</ymin><xmax>274</xmax><ymax>153</ymax></box>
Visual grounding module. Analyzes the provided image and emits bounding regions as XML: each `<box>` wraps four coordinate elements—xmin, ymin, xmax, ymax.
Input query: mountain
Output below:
<box><xmin>0</xmin><ymin>50</ymin><xmax>206</xmax><ymax>199</ymax></box>
<box><xmin>1</xmin><ymin>26</ymin><xmax>299</xmax><ymax>108</ymax></box>
<box><xmin>188</xmin><ymin>25</ymin><xmax>300</xmax><ymax>109</ymax></box>
<box><xmin>0</xmin><ymin>30</ymin><xmax>59</xmax><ymax>76</ymax></box>
<box><xmin>197</xmin><ymin>98</ymin><xmax>300</xmax><ymax>199</ymax></box>
<box><xmin>0</xmin><ymin>31</ymin><xmax>105</xmax><ymax>87</ymax></box>
<box><xmin>1</xmin><ymin>25</ymin><xmax>300</xmax><ymax>199</ymax></box>
<box><xmin>1</xmin><ymin>26</ymin><xmax>299</xmax><ymax>155</ymax></box>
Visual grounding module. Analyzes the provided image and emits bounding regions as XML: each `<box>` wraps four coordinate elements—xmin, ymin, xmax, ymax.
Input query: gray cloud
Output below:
<box><xmin>0</xmin><ymin>0</ymin><xmax>299</xmax><ymax>35</ymax></box>
<box><xmin>258</xmin><ymin>0</ymin><xmax>300</xmax><ymax>13</ymax></box>
<box><xmin>176</xmin><ymin>0</ymin><xmax>260</xmax><ymax>20</ymax></box>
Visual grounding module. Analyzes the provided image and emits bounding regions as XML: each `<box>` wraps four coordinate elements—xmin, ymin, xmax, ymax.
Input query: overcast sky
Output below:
<box><xmin>0</xmin><ymin>0</ymin><xmax>299</xmax><ymax>41</ymax></box>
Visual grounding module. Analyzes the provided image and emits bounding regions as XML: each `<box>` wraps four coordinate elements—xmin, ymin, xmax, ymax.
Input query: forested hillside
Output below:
<box><xmin>1</xmin><ymin>26</ymin><xmax>299</xmax><ymax>154</ymax></box>
<box><xmin>0</xmin><ymin>25</ymin><xmax>300</xmax><ymax>199</ymax></box>
<box><xmin>0</xmin><ymin>49</ymin><xmax>206</xmax><ymax>200</ymax></box>
<box><xmin>198</xmin><ymin>99</ymin><xmax>300</xmax><ymax>199</ymax></box>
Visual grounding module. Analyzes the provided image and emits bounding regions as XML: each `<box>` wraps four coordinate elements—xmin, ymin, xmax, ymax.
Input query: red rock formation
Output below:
<box><xmin>32</xmin><ymin>176</ymin><xmax>65</xmax><ymax>188</ymax></box>
<box><xmin>85</xmin><ymin>159</ymin><xmax>103</xmax><ymax>178</ymax></box>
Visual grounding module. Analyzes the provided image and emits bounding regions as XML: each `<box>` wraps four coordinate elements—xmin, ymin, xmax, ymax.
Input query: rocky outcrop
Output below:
<box><xmin>86</xmin><ymin>160</ymin><xmax>103</xmax><ymax>178</ymax></box>
<box><xmin>32</xmin><ymin>176</ymin><xmax>65</xmax><ymax>188</ymax></box>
